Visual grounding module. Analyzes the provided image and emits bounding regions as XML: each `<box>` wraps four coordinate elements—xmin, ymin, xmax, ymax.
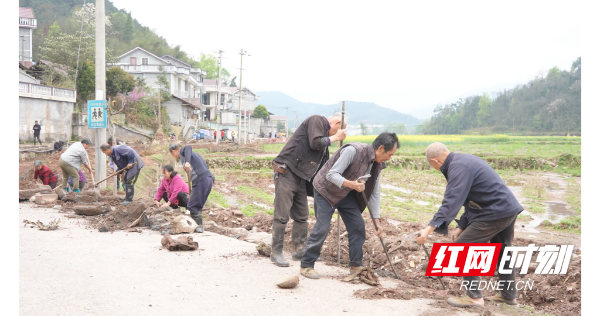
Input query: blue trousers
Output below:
<box><xmin>301</xmin><ymin>190</ymin><xmax>366</xmax><ymax>268</ymax></box>
<box><xmin>188</xmin><ymin>176</ymin><xmax>213</xmax><ymax>214</ymax></box>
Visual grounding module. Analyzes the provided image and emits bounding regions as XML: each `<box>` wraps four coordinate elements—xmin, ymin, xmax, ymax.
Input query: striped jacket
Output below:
<box><xmin>34</xmin><ymin>165</ymin><xmax>58</xmax><ymax>185</ymax></box>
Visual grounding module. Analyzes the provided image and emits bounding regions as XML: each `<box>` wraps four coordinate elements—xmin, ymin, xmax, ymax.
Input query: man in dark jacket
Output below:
<box><xmin>100</xmin><ymin>144</ymin><xmax>145</xmax><ymax>205</ymax></box>
<box><xmin>270</xmin><ymin>113</ymin><xmax>347</xmax><ymax>267</ymax></box>
<box><xmin>416</xmin><ymin>142</ymin><xmax>523</xmax><ymax>308</ymax></box>
<box><xmin>33</xmin><ymin>121</ymin><xmax>42</xmax><ymax>145</ymax></box>
<box><xmin>53</xmin><ymin>140</ymin><xmax>65</xmax><ymax>152</ymax></box>
<box><xmin>169</xmin><ymin>143</ymin><xmax>214</xmax><ymax>233</ymax></box>
<box><xmin>299</xmin><ymin>132</ymin><xmax>397</xmax><ymax>279</ymax></box>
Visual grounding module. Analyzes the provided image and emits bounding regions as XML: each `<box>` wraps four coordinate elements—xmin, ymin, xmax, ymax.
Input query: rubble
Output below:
<box><xmin>161</xmin><ymin>234</ymin><xmax>198</xmax><ymax>251</ymax></box>
<box><xmin>73</xmin><ymin>204</ymin><xmax>112</xmax><ymax>216</ymax></box>
<box><xmin>276</xmin><ymin>276</ymin><xmax>299</xmax><ymax>289</ymax></box>
<box><xmin>23</xmin><ymin>219</ymin><xmax>60</xmax><ymax>231</ymax></box>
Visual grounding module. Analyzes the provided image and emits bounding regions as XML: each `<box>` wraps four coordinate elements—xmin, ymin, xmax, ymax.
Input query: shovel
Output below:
<box><xmin>407</xmin><ymin>231</ymin><xmax>446</xmax><ymax>290</ymax></box>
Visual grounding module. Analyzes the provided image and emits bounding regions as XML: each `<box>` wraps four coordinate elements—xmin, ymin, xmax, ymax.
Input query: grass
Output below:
<box><xmin>517</xmin><ymin>213</ymin><xmax>533</xmax><ymax>221</ymax></box>
<box><xmin>540</xmin><ymin>216</ymin><xmax>581</xmax><ymax>234</ymax></box>
<box><xmin>262</xmin><ymin>144</ymin><xmax>285</xmax><ymax>153</ymax></box>
<box><xmin>522</xmin><ymin>177</ymin><xmax>548</xmax><ymax>200</ymax></box>
<box><xmin>238</xmin><ymin>185</ymin><xmax>274</xmax><ymax>204</ymax></box>
<box><xmin>206</xmin><ymin>191</ymin><xmax>229</xmax><ymax>208</ymax></box>
<box><xmin>566</xmin><ymin>179</ymin><xmax>581</xmax><ymax>214</ymax></box>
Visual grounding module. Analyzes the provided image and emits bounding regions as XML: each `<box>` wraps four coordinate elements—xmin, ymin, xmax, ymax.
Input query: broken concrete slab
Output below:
<box><xmin>238</xmin><ymin>232</ymin><xmax>271</xmax><ymax>245</ymax></box>
<box><xmin>73</xmin><ymin>204</ymin><xmax>112</xmax><ymax>216</ymax></box>
<box><xmin>256</xmin><ymin>242</ymin><xmax>271</xmax><ymax>257</ymax></box>
<box><xmin>20</xmin><ymin>188</ymin><xmax>52</xmax><ymax>201</ymax></box>
<box><xmin>34</xmin><ymin>193</ymin><xmax>59</xmax><ymax>205</ymax></box>
<box><xmin>160</xmin><ymin>234</ymin><xmax>199</xmax><ymax>251</ymax></box>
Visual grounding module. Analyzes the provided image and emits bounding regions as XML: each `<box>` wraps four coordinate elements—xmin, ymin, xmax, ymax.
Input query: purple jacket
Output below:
<box><xmin>68</xmin><ymin>170</ymin><xmax>87</xmax><ymax>186</ymax></box>
<box><xmin>154</xmin><ymin>174</ymin><xmax>189</xmax><ymax>205</ymax></box>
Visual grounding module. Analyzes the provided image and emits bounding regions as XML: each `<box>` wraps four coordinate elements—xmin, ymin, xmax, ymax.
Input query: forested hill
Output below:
<box><xmin>20</xmin><ymin>0</ymin><xmax>200</xmax><ymax>66</ymax></box>
<box><xmin>422</xmin><ymin>57</ymin><xmax>581</xmax><ymax>135</ymax></box>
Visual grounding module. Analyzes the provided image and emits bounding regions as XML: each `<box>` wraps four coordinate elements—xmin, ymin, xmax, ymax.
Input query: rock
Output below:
<box><xmin>161</xmin><ymin>234</ymin><xmax>198</xmax><ymax>251</ymax></box>
<box><xmin>240</xmin><ymin>232</ymin><xmax>272</xmax><ymax>244</ymax></box>
<box><xmin>232</xmin><ymin>210</ymin><xmax>244</xmax><ymax>217</ymax></box>
<box><xmin>161</xmin><ymin>230</ymin><xmax>171</xmax><ymax>235</ymax></box>
<box><xmin>74</xmin><ymin>204</ymin><xmax>112</xmax><ymax>216</ymax></box>
<box><xmin>98</xmin><ymin>224</ymin><xmax>109</xmax><ymax>232</ymax></box>
<box><xmin>151</xmin><ymin>225</ymin><xmax>160</xmax><ymax>231</ymax></box>
<box><xmin>20</xmin><ymin>189</ymin><xmax>50</xmax><ymax>201</ymax></box>
<box><xmin>170</xmin><ymin>215</ymin><xmax>198</xmax><ymax>234</ymax></box>
<box><xmin>53</xmin><ymin>205</ymin><xmax>62</xmax><ymax>209</ymax></box>
<box><xmin>276</xmin><ymin>276</ymin><xmax>299</xmax><ymax>289</ymax></box>
<box><xmin>256</xmin><ymin>242</ymin><xmax>272</xmax><ymax>257</ymax></box>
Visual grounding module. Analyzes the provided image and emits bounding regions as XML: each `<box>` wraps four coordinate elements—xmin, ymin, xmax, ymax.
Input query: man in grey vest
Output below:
<box><xmin>270</xmin><ymin>113</ymin><xmax>347</xmax><ymax>267</ymax></box>
<box><xmin>299</xmin><ymin>132</ymin><xmax>398</xmax><ymax>279</ymax></box>
<box><xmin>416</xmin><ymin>142</ymin><xmax>523</xmax><ymax>308</ymax></box>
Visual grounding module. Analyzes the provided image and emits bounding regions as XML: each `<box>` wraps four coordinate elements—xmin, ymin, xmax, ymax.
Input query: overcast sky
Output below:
<box><xmin>110</xmin><ymin>0</ymin><xmax>580</xmax><ymax>114</ymax></box>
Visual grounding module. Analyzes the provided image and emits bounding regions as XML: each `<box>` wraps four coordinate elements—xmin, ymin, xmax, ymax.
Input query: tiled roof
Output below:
<box><xmin>118</xmin><ymin>47</ymin><xmax>167</xmax><ymax>63</ymax></box>
<box><xmin>161</xmin><ymin>55</ymin><xmax>191</xmax><ymax>68</ymax></box>
<box><xmin>19</xmin><ymin>7</ymin><xmax>35</xmax><ymax>19</ymax></box>
<box><xmin>19</xmin><ymin>60</ymin><xmax>34</xmax><ymax>69</ymax></box>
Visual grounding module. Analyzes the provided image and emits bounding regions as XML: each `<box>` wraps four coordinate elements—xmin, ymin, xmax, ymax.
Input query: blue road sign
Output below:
<box><xmin>87</xmin><ymin>100</ymin><xmax>107</xmax><ymax>129</ymax></box>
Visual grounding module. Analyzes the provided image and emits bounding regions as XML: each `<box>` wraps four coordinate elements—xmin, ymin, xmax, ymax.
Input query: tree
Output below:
<box><xmin>156</xmin><ymin>66</ymin><xmax>171</xmax><ymax>103</ymax></box>
<box><xmin>106</xmin><ymin>67</ymin><xmax>135</xmax><ymax>98</ymax></box>
<box><xmin>199</xmin><ymin>53</ymin><xmax>230</xmax><ymax>80</ymax></box>
<box><xmin>229</xmin><ymin>76</ymin><xmax>237</xmax><ymax>87</ymax></box>
<box><xmin>476</xmin><ymin>92</ymin><xmax>492</xmax><ymax>127</ymax></box>
<box><xmin>253</xmin><ymin>105</ymin><xmax>269</xmax><ymax>120</ymax></box>
<box><xmin>359</xmin><ymin>122</ymin><xmax>368</xmax><ymax>135</ymax></box>
<box><xmin>48</xmin><ymin>22</ymin><xmax>61</xmax><ymax>38</ymax></box>
<box><xmin>76</xmin><ymin>61</ymin><xmax>96</xmax><ymax>103</ymax></box>
<box><xmin>277</xmin><ymin>121</ymin><xmax>285</xmax><ymax>132</ymax></box>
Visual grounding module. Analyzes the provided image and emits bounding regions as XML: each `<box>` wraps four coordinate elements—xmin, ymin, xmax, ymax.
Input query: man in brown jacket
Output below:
<box><xmin>270</xmin><ymin>113</ymin><xmax>347</xmax><ymax>267</ymax></box>
<box><xmin>299</xmin><ymin>132</ymin><xmax>399</xmax><ymax>278</ymax></box>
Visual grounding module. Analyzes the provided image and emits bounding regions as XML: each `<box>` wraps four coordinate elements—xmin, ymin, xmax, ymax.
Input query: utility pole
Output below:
<box><xmin>238</xmin><ymin>49</ymin><xmax>250</xmax><ymax>144</ymax></box>
<box><xmin>215</xmin><ymin>50</ymin><xmax>223</xmax><ymax>145</ymax></box>
<box><xmin>20</xmin><ymin>36</ymin><xmax>25</xmax><ymax>62</ymax></box>
<box><xmin>285</xmin><ymin>106</ymin><xmax>289</xmax><ymax>139</ymax></box>
<box><xmin>94</xmin><ymin>0</ymin><xmax>107</xmax><ymax>189</ymax></box>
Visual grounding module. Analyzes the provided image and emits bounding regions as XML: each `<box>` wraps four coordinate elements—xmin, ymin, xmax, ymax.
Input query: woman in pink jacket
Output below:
<box><xmin>154</xmin><ymin>165</ymin><xmax>190</xmax><ymax>209</ymax></box>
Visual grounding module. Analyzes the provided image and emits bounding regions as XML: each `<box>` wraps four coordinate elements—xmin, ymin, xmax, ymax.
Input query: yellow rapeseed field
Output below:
<box><xmin>344</xmin><ymin>134</ymin><xmax>511</xmax><ymax>146</ymax></box>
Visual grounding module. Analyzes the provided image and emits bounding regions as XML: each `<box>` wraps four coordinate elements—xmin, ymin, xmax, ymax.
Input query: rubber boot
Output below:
<box><xmin>271</xmin><ymin>222</ymin><xmax>290</xmax><ymax>267</ymax></box>
<box><xmin>291</xmin><ymin>221</ymin><xmax>309</xmax><ymax>261</ymax></box>
<box><xmin>190</xmin><ymin>211</ymin><xmax>204</xmax><ymax>233</ymax></box>
<box><xmin>120</xmin><ymin>184</ymin><xmax>134</xmax><ymax>205</ymax></box>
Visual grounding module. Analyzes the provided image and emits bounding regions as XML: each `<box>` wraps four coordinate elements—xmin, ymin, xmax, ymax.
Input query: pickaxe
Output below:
<box><xmin>407</xmin><ymin>231</ymin><xmax>446</xmax><ymax>290</ymax></box>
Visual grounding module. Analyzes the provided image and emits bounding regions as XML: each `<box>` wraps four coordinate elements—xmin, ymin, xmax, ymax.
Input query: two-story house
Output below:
<box><xmin>19</xmin><ymin>7</ymin><xmax>37</xmax><ymax>62</ymax></box>
<box><xmin>113</xmin><ymin>47</ymin><xmax>207</xmax><ymax>127</ymax></box>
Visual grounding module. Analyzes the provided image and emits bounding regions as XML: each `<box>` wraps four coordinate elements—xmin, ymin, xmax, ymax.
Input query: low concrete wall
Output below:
<box><xmin>19</xmin><ymin>96</ymin><xmax>74</xmax><ymax>143</ymax></box>
<box><xmin>113</xmin><ymin>124</ymin><xmax>153</xmax><ymax>143</ymax></box>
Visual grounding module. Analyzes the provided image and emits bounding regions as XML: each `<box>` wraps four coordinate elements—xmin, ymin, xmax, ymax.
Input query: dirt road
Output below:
<box><xmin>19</xmin><ymin>203</ymin><xmax>478</xmax><ymax>316</ymax></box>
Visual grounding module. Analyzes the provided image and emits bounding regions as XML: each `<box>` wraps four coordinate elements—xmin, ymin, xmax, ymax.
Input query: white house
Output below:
<box><xmin>202</xmin><ymin>79</ymin><xmax>236</xmax><ymax>121</ymax></box>
<box><xmin>19</xmin><ymin>7</ymin><xmax>36</xmax><ymax>62</ymax></box>
<box><xmin>113</xmin><ymin>47</ymin><xmax>206</xmax><ymax>101</ymax></box>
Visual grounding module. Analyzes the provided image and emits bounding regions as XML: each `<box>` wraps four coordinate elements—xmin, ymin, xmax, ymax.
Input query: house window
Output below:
<box><xmin>142</xmin><ymin>58</ymin><xmax>149</xmax><ymax>65</ymax></box>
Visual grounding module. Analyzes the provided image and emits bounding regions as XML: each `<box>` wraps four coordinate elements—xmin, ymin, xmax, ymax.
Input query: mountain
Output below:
<box><xmin>255</xmin><ymin>91</ymin><xmax>422</xmax><ymax>126</ymax></box>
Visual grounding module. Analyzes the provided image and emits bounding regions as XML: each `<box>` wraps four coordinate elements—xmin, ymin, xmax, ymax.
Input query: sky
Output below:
<box><xmin>109</xmin><ymin>0</ymin><xmax>580</xmax><ymax>115</ymax></box>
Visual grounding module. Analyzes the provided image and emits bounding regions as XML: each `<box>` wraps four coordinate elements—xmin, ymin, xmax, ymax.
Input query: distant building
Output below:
<box><xmin>113</xmin><ymin>47</ymin><xmax>207</xmax><ymax>101</ymax></box>
<box><xmin>19</xmin><ymin>7</ymin><xmax>37</xmax><ymax>62</ymax></box>
<box><xmin>202</xmin><ymin>79</ymin><xmax>235</xmax><ymax>121</ymax></box>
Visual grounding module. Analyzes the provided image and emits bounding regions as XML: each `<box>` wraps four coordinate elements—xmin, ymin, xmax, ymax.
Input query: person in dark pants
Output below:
<box><xmin>100</xmin><ymin>144</ymin><xmax>145</xmax><ymax>205</ymax></box>
<box><xmin>271</xmin><ymin>113</ymin><xmax>347</xmax><ymax>267</ymax></box>
<box><xmin>33</xmin><ymin>160</ymin><xmax>58</xmax><ymax>189</ymax></box>
<box><xmin>154</xmin><ymin>164</ymin><xmax>189</xmax><ymax>209</ymax></box>
<box><xmin>54</xmin><ymin>140</ymin><xmax>65</xmax><ymax>152</ymax></box>
<box><xmin>299</xmin><ymin>133</ymin><xmax>397</xmax><ymax>279</ymax></box>
<box><xmin>415</xmin><ymin>142</ymin><xmax>523</xmax><ymax>308</ymax></box>
<box><xmin>169</xmin><ymin>143</ymin><xmax>214</xmax><ymax>233</ymax></box>
<box><xmin>33</xmin><ymin>121</ymin><xmax>42</xmax><ymax>145</ymax></box>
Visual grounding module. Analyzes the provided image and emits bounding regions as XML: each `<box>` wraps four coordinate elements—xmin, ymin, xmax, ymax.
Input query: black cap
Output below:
<box><xmin>81</xmin><ymin>138</ymin><xmax>94</xmax><ymax>145</ymax></box>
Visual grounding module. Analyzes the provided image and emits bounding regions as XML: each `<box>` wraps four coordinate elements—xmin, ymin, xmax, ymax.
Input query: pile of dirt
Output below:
<box><xmin>19</xmin><ymin>179</ymin><xmax>38</xmax><ymax>190</ymax></box>
<box><xmin>86</xmin><ymin>202</ymin><xmax>148</xmax><ymax>232</ymax></box>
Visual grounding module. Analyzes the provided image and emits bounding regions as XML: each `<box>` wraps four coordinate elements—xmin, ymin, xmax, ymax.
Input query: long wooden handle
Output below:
<box><xmin>186</xmin><ymin>170</ymin><xmax>192</xmax><ymax>199</ymax></box>
<box><xmin>94</xmin><ymin>162</ymin><xmax>136</xmax><ymax>186</ymax></box>
<box><xmin>85</xmin><ymin>150</ymin><xmax>96</xmax><ymax>186</ymax></box>
<box><xmin>339</xmin><ymin>101</ymin><xmax>345</xmax><ymax>147</ymax></box>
